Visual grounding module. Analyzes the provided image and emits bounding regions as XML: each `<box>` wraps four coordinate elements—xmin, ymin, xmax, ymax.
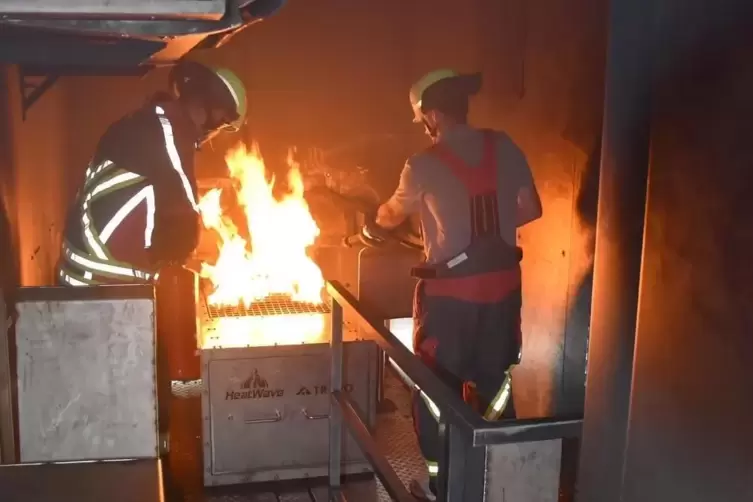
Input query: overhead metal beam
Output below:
<box><xmin>0</xmin><ymin>0</ymin><xmax>227</xmax><ymax>20</ymax></box>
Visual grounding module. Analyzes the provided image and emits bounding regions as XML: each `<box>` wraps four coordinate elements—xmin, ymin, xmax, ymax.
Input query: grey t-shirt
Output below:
<box><xmin>388</xmin><ymin>125</ymin><xmax>535</xmax><ymax>264</ymax></box>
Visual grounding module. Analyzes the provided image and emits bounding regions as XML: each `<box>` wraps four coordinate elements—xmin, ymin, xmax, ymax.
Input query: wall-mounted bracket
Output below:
<box><xmin>17</xmin><ymin>65</ymin><xmax>156</xmax><ymax>121</ymax></box>
<box><xmin>18</xmin><ymin>68</ymin><xmax>59</xmax><ymax>121</ymax></box>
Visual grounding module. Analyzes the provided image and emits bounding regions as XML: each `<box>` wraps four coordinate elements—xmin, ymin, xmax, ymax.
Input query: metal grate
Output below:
<box><xmin>206</xmin><ymin>294</ymin><xmax>330</xmax><ymax>318</ymax></box>
<box><xmin>170</xmin><ymin>379</ymin><xmax>203</xmax><ymax>399</ymax></box>
<box><xmin>375</xmin><ymin>370</ymin><xmax>427</xmax><ymax>502</ymax></box>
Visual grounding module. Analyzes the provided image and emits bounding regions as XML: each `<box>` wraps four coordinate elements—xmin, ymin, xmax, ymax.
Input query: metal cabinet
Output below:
<box><xmin>202</xmin><ymin>340</ymin><xmax>377</xmax><ymax>486</ymax></box>
<box><xmin>14</xmin><ymin>286</ymin><xmax>159</xmax><ymax>463</ymax></box>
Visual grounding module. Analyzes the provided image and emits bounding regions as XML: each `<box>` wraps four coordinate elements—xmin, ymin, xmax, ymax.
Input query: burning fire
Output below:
<box><xmin>197</xmin><ymin>142</ymin><xmax>325</xmax><ymax>307</ymax></box>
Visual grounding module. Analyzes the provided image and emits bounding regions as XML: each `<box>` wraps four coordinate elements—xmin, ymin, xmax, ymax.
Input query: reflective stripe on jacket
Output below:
<box><xmin>59</xmin><ymin>104</ymin><xmax>199</xmax><ymax>285</ymax></box>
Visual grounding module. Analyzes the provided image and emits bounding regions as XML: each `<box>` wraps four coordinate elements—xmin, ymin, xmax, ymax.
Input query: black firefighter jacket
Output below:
<box><xmin>58</xmin><ymin>100</ymin><xmax>201</xmax><ymax>285</ymax></box>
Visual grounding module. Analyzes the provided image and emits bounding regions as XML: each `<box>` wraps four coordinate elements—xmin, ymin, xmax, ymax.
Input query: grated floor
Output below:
<box><xmin>167</xmin><ymin>369</ymin><xmax>424</xmax><ymax>502</ymax></box>
<box><xmin>374</xmin><ymin>371</ymin><xmax>427</xmax><ymax>501</ymax></box>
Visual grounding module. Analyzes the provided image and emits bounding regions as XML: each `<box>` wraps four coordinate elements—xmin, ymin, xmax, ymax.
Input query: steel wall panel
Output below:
<box><xmin>15</xmin><ymin>285</ymin><xmax>159</xmax><ymax>462</ymax></box>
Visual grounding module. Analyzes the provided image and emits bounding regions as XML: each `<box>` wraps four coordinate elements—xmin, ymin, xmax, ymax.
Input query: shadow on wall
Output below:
<box><xmin>553</xmin><ymin>138</ymin><xmax>600</xmax><ymax>502</ymax></box>
<box><xmin>618</xmin><ymin>10</ymin><xmax>753</xmax><ymax>500</ymax></box>
<box><xmin>0</xmin><ymin>196</ymin><xmax>18</xmax><ymax>320</ymax></box>
<box><xmin>0</xmin><ymin>195</ymin><xmax>19</xmax><ymax>315</ymax></box>
<box><xmin>560</xmin><ymin>138</ymin><xmax>601</xmax><ymax>412</ymax></box>
<box><xmin>0</xmin><ymin>66</ymin><xmax>19</xmax><ymax>315</ymax></box>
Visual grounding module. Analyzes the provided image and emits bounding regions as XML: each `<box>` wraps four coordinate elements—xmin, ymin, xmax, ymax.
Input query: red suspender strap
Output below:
<box><xmin>430</xmin><ymin>131</ymin><xmax>500</xmax><ymax>239</ymax></box>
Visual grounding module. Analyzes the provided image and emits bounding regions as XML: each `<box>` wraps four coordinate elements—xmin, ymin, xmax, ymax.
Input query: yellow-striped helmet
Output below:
<box><xmin>170</xmin><ymin>61</ymin><xmax>247</xmax><ymax>131</ymax></box>
<box><xmin>409</xmin><ymin>69</ymin><xmax>482</xmax><ymax>122</ymax></box>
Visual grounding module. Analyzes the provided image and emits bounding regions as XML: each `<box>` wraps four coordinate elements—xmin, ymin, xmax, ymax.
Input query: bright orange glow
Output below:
<box><xmin>201</xmin><ymin>314</ymin><xmax>328</xmax><ymax>349</ymax></box>
<box><xmin>197</xmin><ymin>142</ymin><xmax>326</xmax><ymax>347</ymax></box>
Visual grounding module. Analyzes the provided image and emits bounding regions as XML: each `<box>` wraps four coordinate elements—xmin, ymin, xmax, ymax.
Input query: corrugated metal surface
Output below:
<box><xmin>373</xmin><ymin>370</ymin><xmax>426</xmax><ymax>501</ymax></box>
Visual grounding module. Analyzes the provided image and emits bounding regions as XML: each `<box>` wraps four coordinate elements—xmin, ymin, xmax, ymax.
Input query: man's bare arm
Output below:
<box><xmin>374</xmin><ymin>161</ymin><xmax>420</xmax><ymax>230</ymax></box>
<box><xmin>517</xmin><ymin>185</ymin><xmax>543</xmax><ymax>227</ymax></box>
<box><xmin>505</xmin><ymin>135</ymin><xmax>542</xmax><ymax>227</ymax></box>
<box><xmin>376</xmin><ymin>198</ymin><xmax>408</xmax><ymax>229</ymax></box>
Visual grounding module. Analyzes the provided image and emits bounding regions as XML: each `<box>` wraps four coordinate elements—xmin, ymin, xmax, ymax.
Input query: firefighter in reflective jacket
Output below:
<box><xmin>57</xmin><ymin>62</ymin><xmax>247</xmax><ymax>286</ymax></box>
<box><xmin>366</xmin><ymin>69</ymin><xmax>542</xmax><ymax>500</ymax></box>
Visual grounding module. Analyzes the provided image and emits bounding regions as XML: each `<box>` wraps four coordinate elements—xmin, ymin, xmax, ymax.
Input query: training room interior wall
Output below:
<box><xmin>0</xmin><ymin>66</ymin><xmax>70</xmax><ymax>287</ymax></box>
<box><xmin>0</xmin><ymin>0</ymin><xmax>608</xmax><ymax>416</ymax></box>
<box><xmin>0</xmin><ymin>68</ymin><xmax>19</xmax><ymax>294</ymax></box>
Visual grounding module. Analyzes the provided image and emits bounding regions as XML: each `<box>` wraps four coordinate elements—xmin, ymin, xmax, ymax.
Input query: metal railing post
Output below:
<box><xmin>329</xmin><ymin>300</ymin><xmax>344</xmax><ymax>500</ymax></box>
<box><xmin>444</xmin><ymin>423</ymin><xmax>486</xmax><ymax>502</ymax></box>
<box><xmin>436</xmin><ymin>419</ymin><xmax>449</xmax><ymax>502</ymax></box>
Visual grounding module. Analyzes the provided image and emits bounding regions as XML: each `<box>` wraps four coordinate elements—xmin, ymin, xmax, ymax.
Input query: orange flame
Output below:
<box><xmin>198</xmin><ymin>142</ymin><xmax>324</xmax><ymax>307</ymax></box>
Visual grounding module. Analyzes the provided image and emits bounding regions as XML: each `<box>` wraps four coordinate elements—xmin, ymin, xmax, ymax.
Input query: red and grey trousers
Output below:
<box><xmin>411</xmin><ymin>268</ymin><xmax>522</xmax><ymax>484</ymax></box>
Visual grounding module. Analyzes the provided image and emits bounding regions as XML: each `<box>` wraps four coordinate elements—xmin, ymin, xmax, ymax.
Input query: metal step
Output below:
<box><xmin>0</xmin><ymin>459</ymin><xmax>164</xmax><ymax>502</ymax></box>
<box><xmin>187</xmin><ymin>478</ymin><xmax>378</xmax><ymax>502</ymax></box>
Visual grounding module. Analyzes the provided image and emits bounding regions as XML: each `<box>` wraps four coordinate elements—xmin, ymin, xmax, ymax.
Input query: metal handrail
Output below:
<box><xmin>326</xmin><ymin>280</ymin><xmax>583</xmax><ymax>501</ymax></box>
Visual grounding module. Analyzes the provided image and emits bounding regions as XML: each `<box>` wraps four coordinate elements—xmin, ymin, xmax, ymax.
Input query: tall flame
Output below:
<box><xmin>198</xmin><ymin>142</ymin><xmax>324</xmax><ymax>306</ymax></box>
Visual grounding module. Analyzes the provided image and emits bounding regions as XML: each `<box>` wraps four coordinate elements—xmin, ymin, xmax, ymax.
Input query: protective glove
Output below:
<box><xmin>147</xmin><ymin>217</ymin><xmax>201</xmax><ymax>271</ymax></box>
<box><xmin>360</xmin><ymin>223</ymin><xmax>385</xmax><ymax>247</ymax></box>
<box><xmin>360</xmin><ymin>211</ymin><xmax>391</xmax><ymax>246</ymax></box>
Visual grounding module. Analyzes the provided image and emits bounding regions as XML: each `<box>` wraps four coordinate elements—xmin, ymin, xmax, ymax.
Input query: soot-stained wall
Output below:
<box><xmin>0</xmin><ymin>66</ymin><xmax>70</xmax><ymax>287</ymax></box>
<box><xmin>621</xmin><ymin>1</ymin><xmax>753</xmax><ymax>500</ymax></box>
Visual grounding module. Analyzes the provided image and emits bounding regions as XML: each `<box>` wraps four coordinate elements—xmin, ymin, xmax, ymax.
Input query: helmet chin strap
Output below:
<box><xmin>196</xmin><ymin>105</ymin><xmax>226</xmax><ymax>148</ymax></box>
<box><xmin>422</xmin><ymin>117</ymin><xmax>439</xmax><ymax>143</ymax></box>
<box><xmin>195</xmin><ymin>127</ymin><xmax>211</xmax><ymax>149</ymax></box>
<box><xmin>196</xmin><ymin>127</ymin><xmax>219</xmax><ymax>149</ymax></box>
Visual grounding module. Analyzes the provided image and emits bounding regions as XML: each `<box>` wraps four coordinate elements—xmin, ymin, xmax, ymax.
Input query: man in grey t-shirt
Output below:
<box><xmin>368</xmin><ymin>69</ymin><xmax>542</xmax><ymax>500</ymax></box>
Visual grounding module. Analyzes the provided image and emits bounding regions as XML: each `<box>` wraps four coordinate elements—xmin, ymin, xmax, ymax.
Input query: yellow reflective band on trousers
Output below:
<box><xmin>484</xmin><ymin>370</ymin><xmax>513</xmax><ymax>421</ymax></box>
<box><xmin>427</xmin><ymin>460</ymin><xmax>439</xmax><ymax>478</ymax></box>
<box><xmin>418</xmin><ymin>369</ymin><xmax>514</xmax><ymax>423</ymax></box>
